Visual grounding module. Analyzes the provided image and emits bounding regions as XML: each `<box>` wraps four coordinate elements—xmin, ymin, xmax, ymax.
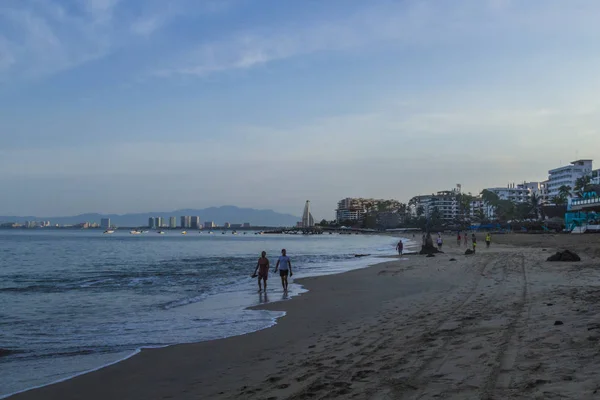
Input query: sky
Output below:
<box><xmin>1</xmin><ymin>0</ymin><xmax>600</xmax><ymax>220</ymax></box>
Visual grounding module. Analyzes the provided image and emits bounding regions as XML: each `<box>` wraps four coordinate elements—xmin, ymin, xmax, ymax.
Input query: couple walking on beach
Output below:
<box><xmin>253</xmin><ymin>249</ymin><xmax>292</xmax><ymax>292</ymax></box>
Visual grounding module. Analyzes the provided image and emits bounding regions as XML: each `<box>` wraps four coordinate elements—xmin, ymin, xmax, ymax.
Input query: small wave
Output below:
<box><xmin>0</xmin><ymin>348</ymin><xmax>24</xmax><ymax>358</ymax></box>
<box><xmin>79</xmin><ymin>278</ymin><xmax>113</xmax><ymax>288</ymax></box>
<box><xmin>161</xmin><ymin>294</ymin><xmax>207</xmax><ymax>310</ymax></box>
<box><xmin>0</xmin><ymin>285</ymin><xmax>62</xmax><ymax>294</ymax></box>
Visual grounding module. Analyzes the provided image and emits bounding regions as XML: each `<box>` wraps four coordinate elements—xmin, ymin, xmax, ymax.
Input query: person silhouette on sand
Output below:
<box><xmin>253</xmin><ymin>251</ymin><xmax>270</xmax><ymax>292</ymax></box>
<box><xmin>396</xmin><ymin>240</ymin><xmax>404</xmax><ymax>255</ymax></box>
<box><xmin>275</xmin><ymin>249</ymin><xmax>293</xmax><ymax>291</ymax></box>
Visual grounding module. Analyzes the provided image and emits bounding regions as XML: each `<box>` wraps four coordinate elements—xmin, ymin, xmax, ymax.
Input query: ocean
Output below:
<box><xmin>0</xmin><ymin>230</ymin><xmax>414</xmax><ymax>397</ymax></box>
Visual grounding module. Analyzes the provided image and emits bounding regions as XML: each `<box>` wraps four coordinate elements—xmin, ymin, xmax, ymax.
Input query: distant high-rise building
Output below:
<box><xmin>301</xmin><ymin>200</ymin><xmax>315</xmax><ymax>227</ymax></box>
<box><xmin>148</xmin><ymin>217</ymin><xmax>155</xmax><ymax>229</ymax></box>
<box><xmin>204</xmin><ymin>221</ymin><xmax>215</xmax><ymax>229</ymax></box>
<box><xmin>223</xmin><ymin>222</ymin><xmax>231</xmax><ymax>228</ymax></box>
<box><xmin>191</xmin><ymin>216</ymin><xmax>200</xmax><ymax>229</ymax></box>
<box><xmin>180</xmin><ymin>216</ymin><xmax>192</xmax><ymax>228</ymax></box>
<box><xmin>100</xmin><ymin>218</ymin><xmax>111</xmax><ymax>229</ymax></box>
<box><xmin>242</xmin><ymin>222</ymin><xmax>251</xmax><ymax>228</ymax></box>
<box><xmin>155</xmin><ymin>217</ymin><xmax>163</xmax><ymax>228</ymax></box>
<box><xmin>169</xmin><ymin>217</ymin><xmax>177</xmax><ymax>229</ymax></box>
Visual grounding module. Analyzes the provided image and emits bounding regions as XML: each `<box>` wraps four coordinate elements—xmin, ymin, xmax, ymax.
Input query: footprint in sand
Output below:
<box><xmin>352</xmin><ymin>370</ymin><xmax>375</xmax><ymax>381</ymax></box>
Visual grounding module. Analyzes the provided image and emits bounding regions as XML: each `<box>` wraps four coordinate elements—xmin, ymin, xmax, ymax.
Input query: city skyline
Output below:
<box><xmin>2</xmin><ymin>1</ymin><xmax>600</xmax><ymax>219</ymax></box>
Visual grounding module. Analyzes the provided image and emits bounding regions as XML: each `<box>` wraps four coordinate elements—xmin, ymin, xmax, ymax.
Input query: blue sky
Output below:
<box><xmin>1</xmin><ymin>0</ymin><xmax>600</xmax><ymax>219</ymax></box>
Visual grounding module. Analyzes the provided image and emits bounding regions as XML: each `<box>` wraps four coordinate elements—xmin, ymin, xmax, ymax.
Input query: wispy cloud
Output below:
<box><xmin>0</xmin><ymin>0</ymin><xmax>120</xmax><ymax>81</ymax></box>
<box><xmin>151</xmin><ymin>0</ymin><xmax>600</xmax><ymax>78</ymax></box>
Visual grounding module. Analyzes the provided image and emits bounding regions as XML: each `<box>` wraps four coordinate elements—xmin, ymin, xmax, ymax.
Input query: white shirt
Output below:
<box><xmin>278</xmin><ymin>255</ymin><xmax>290</xmax><ymax>270</ymax></box>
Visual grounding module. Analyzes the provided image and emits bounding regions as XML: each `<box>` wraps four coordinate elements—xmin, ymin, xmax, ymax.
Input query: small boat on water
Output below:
<box><xmin>130</xmin><ymin>230</ymin><xmax>142</xmax><ymax>235</ymax></box>
<box><xmin>232</xmin><ymin>231</ymin><xmax>238</xmax><ymax>235</ymax></box>
<box><xmin>181</xmin><ymin>231</ymin><xmax>187</xmax><ymax>235</ymax></box>
<box><xmin>157</xmin><ymin>231</ymin><xmax>165</xmax><ymax>235</ymax></box>
<box><xmin>209</xmin><ymin>231</ymin><xmax>213</xmax><ymax>234</ymax></box>
<box><xmin>103</xmin><ymin>230</ymin><xmax>115</xmax><ymax>234</ymax></box>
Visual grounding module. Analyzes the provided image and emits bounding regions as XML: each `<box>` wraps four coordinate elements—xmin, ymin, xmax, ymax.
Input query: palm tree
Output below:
<box><xmin>551</xmin><ymin>195</ymin><xmax>566</xmax><ymax>206</ymax></box>
<box><xmin>481</xmin><ymin>189</ymin><xmax>500</xmax><ymax>219</ymax></box>
<box><xmin>529</xmin><ymin>193</ymin><xmax>541</xmax><ymax>220</ymax></box>
<box><xmin>397</xmin><ymin>203</ymin><xmax>408</xmax><ymax>215</ymax></box>
<box><xmin>558</xmin><ymin>185</ymin><xmax>572</xmax><ymax>200</ymax></box>
<box><xmin>574</xmin><ymin>176</ymin><xmax>591</xmax><ymax>197</ymax></box>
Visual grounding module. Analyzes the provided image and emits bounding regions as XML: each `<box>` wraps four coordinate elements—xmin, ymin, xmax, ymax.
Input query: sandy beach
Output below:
<box><xmin>9</xmin><ymin>233</ymin><xmax>600</xmax><ymax>400</ymax></box>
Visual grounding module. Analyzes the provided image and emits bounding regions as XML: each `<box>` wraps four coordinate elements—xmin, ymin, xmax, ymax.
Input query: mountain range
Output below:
<box><xmin>0</xmin><ymin>206</ymin><xmax>301</xmax><ymax>227</ymax></box>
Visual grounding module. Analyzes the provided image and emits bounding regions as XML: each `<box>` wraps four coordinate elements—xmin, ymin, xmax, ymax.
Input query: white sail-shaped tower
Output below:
<box><xmin>301</xmin><ymin>200</ymin><xmax>315</xmax><ymax>227</ymax></box>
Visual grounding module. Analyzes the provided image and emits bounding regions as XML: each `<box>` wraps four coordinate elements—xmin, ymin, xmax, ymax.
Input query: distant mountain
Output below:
<box><xmin>0</xmin><ymin>206</ymin><xmax>301</xmax><ymax>227</ymax></box>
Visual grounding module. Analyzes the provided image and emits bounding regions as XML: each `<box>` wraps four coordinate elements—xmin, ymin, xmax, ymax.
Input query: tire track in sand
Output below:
<box><xmin>386</xmin><ymin>253</ymin><xmax>512</xmax><ymax>399</ymax></box>
<box><xmin>481</xmin><ymin>253</ymin><xmax>528</xmax><ymax>400</ymax></box>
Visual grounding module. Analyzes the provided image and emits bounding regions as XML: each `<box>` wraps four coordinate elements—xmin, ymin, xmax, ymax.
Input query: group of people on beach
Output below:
<box><xmin>457</xmin><ymin>231</ymin><xmax>492</xmax><ymax>252</ymax></box>
<box><xmin>397</xmin><ymin>231</ymin><xmax>493</xmax><ymax>255</ymax></box>
<box><xmin>252</xmin><ymin>249</ymin><xmax>293</xmax><ymax>292</ymax></box>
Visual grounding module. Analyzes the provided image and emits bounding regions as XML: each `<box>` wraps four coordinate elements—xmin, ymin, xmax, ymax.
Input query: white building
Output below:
<box><xmin>169</xmin><ymin>217</ymin><xmax>177</xmax><ymax>229</ymax></box>
<box><xmin>592</xmin><ymin>169</ymin><xmax>600</xmax><ymax>185</ymax></box>
<box><xmin>335</xmin><ymin>198</ymin><xmax>401</xmax><ymax>222</ymax></box>
<box><xmin>485</xmin><ymin>184</ymin><xmax>531</xmax><ymax>204</ymax></box>
<box><xmin>519</xmin><ymin>181</ymin><xmax>548</xmax><ymax>202</ymax></box>
<box><xmin>547</xmin><ymin>159</ymin><xmax>593</xmax><ymax>199</ymax></box>
<box><xmin>469</xmin><ymin>199</ymin><xmax>485</xmax><ymax>219</ymax></box>
<box><xmin>410</xmin><ymin>189</ymin><xmax>462</xmax><ymax>222</ymax></box>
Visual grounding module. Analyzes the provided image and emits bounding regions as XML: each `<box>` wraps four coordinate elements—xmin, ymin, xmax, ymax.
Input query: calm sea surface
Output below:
<box><xmin>0</xmin><ymin>230</ymin><xmax>414</xmax><ymax>397</ymax></box>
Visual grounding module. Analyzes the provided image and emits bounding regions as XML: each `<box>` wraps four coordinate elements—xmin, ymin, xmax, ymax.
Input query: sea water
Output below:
<box><xmin>0</xmin><ymin>230</ymin><xmax>415</xmax><ymax>396</ymax></box>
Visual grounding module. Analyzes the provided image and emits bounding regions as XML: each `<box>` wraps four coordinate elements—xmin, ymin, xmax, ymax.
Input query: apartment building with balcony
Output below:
<box><xmin>547</xmin><ymin>159</ymin><xmax>593</xmax><ymax>198</ymax></box>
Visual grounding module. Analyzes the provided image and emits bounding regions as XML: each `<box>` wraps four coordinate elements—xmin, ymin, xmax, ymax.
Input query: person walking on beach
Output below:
<box><xmin>485</xmin><ymin>233</ymin><xmax>492</xmax><ymax>248</ymax></box>
<box><xmin>396</xmin><ymin>240</ymin><xmax>404</xmax><ymax>256</ymax></box>
<box><xmin>253</xmin><ymin>251</ymin><xmax>270</xmax><ymax>292</ymax></box>
<box><xmin>436</xmin><ymin>235</ymin><xmax>443</xmax><ymax>250</ymax></box>
<box><xmin>471</xmin><ymin>233</ymin><xmax>477</xmax><ymax>253</ymax></box>
<box><xmin>464</xmin><ymin>232</ymin><xmax>468</xmax><ymax>247</ymax></box>
<box><xmin>457</xmin><ymin>232</ymin><xmax>461</xmax><ymax>247</ymax></box>
<box><xmin>275</xmin><ymin>249</ymin><xmax>293</xmax><ymax>291</ymax></box>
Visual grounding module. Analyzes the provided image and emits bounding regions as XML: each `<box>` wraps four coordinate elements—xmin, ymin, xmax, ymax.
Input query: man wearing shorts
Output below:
<box><xmin>275</xmin><ymin>249</ymin><xmax>293</xmax><ymax>291</ymax></box>
<box><xmin>396</xmin><ymin>240</ymin><xmax>404</xmax><ymax>256</ymax></box>
<box><xmin>253</xmin><ymin>251</ymin><xmax>270</xmax><ymax>292</ymax></box>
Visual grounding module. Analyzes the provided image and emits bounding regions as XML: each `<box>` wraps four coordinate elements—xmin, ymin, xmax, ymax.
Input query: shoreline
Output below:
<box><xmin>4</xmin><ymin>237</ymin><xmax>414</xmax><ymax>399</ymax></box>
<box><xmin>12</xmin><ymin>234</ymin><xmax>600</xmax><ymax>399</ymax></box>
<box><xmin>7</xmin><ymin>255</ymin><xmax>421</xmax><ymax>400</ymax></box>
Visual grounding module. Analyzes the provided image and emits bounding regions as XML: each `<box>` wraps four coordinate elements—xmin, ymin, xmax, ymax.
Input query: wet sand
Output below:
<box><xmin>10</xmin><ymin>234</ymin><xmax>600</xmax><ymax>399</ymax></box>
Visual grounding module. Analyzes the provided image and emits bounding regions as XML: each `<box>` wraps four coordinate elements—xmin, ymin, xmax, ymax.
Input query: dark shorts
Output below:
<box><xmin>258</xmin><ymin>273</ymin><xmax>268</xmax><ymax>280</ymax></box>
<box><xmin>279</xmin><ymin>269</ymin><xmax>289</xmax><ymax>277</ymax></box>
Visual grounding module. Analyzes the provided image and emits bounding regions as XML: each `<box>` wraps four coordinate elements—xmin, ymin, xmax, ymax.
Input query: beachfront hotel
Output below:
<box><xmin>409</xmin><ymin>189</ymin><xmax>463</xmax><ymax>222</ymax></box>
<box><xmin>335</xmin><ymin>197</ymin><xmax>402</xmax><ymax>222</ymax></box>
<box><xmin>546</xmin><ymin>159</ymin><xmax>593</xmax><ymax>198</ymax></box>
